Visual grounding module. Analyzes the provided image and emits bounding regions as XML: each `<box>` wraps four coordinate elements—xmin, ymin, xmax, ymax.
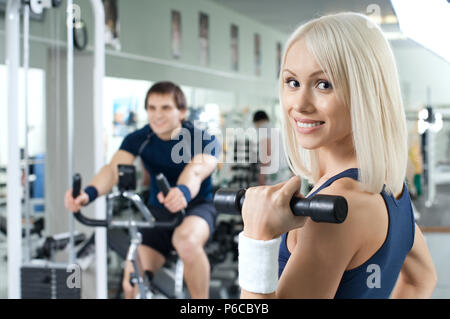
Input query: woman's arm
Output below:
<box><xmin>241</xmin><ymin>182</ymin><xmax>361</xmax><ymax>299</ymax></box>
<box><xmin>391</xmin><ymin>224</ymin><xmax>437</xmax><ymax>298</ymax></box>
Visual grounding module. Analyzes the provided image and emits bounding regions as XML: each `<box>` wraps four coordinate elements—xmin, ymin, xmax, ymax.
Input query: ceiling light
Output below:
<box><xmin>391</xmin><ymin>0</ymin><xmax>450</xmax><ymax>62</ymax></box>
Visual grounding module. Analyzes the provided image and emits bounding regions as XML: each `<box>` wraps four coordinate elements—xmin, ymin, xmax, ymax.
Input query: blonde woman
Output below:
<box><xmin>238</xmin><ymin>12</ymin><xmax>437</xmax><ymax>299</ymax></box>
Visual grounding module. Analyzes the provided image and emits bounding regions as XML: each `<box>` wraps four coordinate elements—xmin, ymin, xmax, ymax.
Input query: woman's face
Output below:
<box><xmin>281</xmin><ymin>39</ymin><xmax>352</xmax><ymax>150</ymax></box>
<box><xmin>146</xmin><ymin>93</ymin><xmax>186</xmax><ymax>139</ymax></box>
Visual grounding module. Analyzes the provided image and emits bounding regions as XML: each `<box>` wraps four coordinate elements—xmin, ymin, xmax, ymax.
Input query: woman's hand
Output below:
<box><xmin>242</xmin><ymin>176</ymin><xmax>307</xmax><ymax>240</ymax></box>
<box><xmin>157</xmin><ymin>187</ymin><xmax>188</xmax><ymax>213</ymax></box>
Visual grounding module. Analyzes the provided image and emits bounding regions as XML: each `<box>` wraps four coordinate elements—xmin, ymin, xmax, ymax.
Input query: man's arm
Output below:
<box><xmin>88</xmin><ymin>150</ymin><xmax>136</xmax><ymax>196</ymax></box>
<box><xmin>391</xmin><ymin>224</ymin><xmax>437</xmax><ymax>298</ymax></box>
<box><xmin>65</xmin><ymin>150</ymin><xmax>135</xmax><ymax>212</ymax></box>
<box><xmin>176</xmin><ymin>154</ymin><xmax>218</xmax><ymax>199</ymax></box>
<box><xmin>157</xmin><ymin>153</ymin><xmax>218</xmax><ymax>213</ymax></box>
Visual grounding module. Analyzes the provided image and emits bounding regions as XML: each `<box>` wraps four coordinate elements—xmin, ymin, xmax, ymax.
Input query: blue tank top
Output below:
<box><xmin>278</xmin><ymin>168</ymin><xmax>415</xmax><ymax>298</ymax></box>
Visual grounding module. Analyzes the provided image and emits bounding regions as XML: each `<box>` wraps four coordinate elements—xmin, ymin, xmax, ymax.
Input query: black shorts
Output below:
<box><xmin>138</xmin><ymin>199</ymin><xmax>217</xmax><ymax>259</ymax></box>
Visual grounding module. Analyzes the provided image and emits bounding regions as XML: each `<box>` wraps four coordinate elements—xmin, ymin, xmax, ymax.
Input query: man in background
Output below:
<box><xmin>252</xmin><ymin>110</ymin><xmax>292</xmax><ymax>185</ymax></box>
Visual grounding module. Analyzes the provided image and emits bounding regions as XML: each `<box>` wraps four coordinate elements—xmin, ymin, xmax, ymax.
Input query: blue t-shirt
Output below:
<box><xmin>278</xmin><ymin>168</ymin><xmax>415</xmax><ymax>298</ymax></box>
<box><xmin>119</xmin><ymin>121</ymin><xmax>221</xmax><ymax>207</ymax></box>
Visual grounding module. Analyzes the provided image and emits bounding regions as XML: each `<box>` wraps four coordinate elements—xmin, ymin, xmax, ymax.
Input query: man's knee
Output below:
<box><xmin>172</xmin><ymin>221</ymin><xmax>208</xmax><ymax>264</ymax></box>
<box><xmin>173</xmin><ymin>231</ymin><xmax>200</xmax><ymax>263</ymax></box>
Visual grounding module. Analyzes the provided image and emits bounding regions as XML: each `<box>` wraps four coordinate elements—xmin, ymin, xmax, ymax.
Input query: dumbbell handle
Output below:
<box><xmin>213</xmin><ymin>188</ymin><xmax>348</xmax><ymax>224</ymax></box>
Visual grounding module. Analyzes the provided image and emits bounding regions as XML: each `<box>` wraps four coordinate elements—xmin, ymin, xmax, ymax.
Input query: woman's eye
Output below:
<box><xmin>317</xmin><ymin>81</ymin><xmax>332</xmax><ymax>90</ymax></box>
<box><xmin>287</xmin><ymin>79</ymin><xmax>299</xmax><ymax>88</ymax></box>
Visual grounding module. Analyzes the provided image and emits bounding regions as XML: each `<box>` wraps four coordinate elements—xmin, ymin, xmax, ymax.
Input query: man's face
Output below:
<box><xmin>146</xmin><ymin>93</ymin><xmax>186</xmax><ymax>139</ymax></box>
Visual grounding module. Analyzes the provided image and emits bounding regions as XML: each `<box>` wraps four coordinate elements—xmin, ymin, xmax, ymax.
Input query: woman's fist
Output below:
<box><xmin>241</xmin><ymin>176</ymin><xmax>307</xmax><ymax>240</ymax></box>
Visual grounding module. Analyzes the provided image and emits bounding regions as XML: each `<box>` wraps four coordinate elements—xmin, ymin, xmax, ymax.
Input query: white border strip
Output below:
<box><xmin>90</xmin><ymin>0</ymin><xmax>107</xmax><ymax>299</ymax></box>
<box><xmin>6</xmin><ymin>0</ymin><xmax>22</xmax><ymax>299</ymax></box>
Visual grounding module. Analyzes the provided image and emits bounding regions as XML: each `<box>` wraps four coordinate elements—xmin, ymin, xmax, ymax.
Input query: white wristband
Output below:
<box><xmin>238</xmin><ymin>231</ymin><xmax>282</xmax><ymax>294</ymax></box>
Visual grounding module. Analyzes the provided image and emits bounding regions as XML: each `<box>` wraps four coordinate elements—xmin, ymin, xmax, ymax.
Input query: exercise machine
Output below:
<box><xmin>72</xmin><ymin>167</ymin><xmax>186</xmax><ymax>299</ymax></box>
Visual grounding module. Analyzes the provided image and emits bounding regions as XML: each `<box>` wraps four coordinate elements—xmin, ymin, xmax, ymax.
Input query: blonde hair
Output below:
<box><xmin>279</xmin><ymin>12</ymin><xmax>407</xmax><ymax>196</ymax></box>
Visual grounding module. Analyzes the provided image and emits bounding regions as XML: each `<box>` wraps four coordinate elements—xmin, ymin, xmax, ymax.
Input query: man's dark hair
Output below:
<box><xmin>145</xmin><ymin>81</ymin><xmax>187</xmax><ymax>111</ymax></box>
<box><xmin>253</xmin><ymin>110</ymin><xmax>270</xmax><ymax>123</ymax></box>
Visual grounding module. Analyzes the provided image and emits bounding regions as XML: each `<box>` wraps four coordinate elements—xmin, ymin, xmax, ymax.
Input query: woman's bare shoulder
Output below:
<box><xmin>322</xmin><ymin>177</ymin><xmax>385</xmax><ymax>221</ymax></box>
<box><xmin>287</xmin><ymin>178</ymin><xmax>372</xmax><ymax>283</ymax></box>
<box><xmin>281</xmin><ymin>178</ymin><xmax>388</xmax><ymax>297</ymax></box>
<box><xmin>298</xmin><ymin>177</ymin><xmax>384</xmax><ymax>250</ymax></box>
<box><xmin>301</xmin><ymin>177</ymin><xmax>388</xmax><ymax>258</ymax></box>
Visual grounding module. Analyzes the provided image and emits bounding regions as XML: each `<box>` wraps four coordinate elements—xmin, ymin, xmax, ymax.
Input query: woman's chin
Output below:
<box><xmin>295</xmin><ymin>138</ymin><xmax>321</xmax><ymax>150</ymax></box>
<box><xmin>301</xmin><ymin>145</ymin><xmax>319</xmax><ymax>150</ymax></box>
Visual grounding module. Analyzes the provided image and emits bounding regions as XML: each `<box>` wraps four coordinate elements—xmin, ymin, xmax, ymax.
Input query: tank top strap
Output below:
<box><xmin>307</xmin><ymin>168</ymin><xmax>359</xmax><ymax>198</ymax></box>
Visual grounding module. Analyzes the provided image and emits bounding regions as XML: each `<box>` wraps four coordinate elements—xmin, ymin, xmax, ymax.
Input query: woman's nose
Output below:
<box><xmin>292</xmin><ymin>89</ymin><xmax>315</xmax><ymax>114</ymax></box>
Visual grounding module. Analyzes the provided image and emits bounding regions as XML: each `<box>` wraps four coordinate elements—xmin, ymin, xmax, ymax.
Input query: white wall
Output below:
<box><xmin>391</xmin><ymin>39</ymin><xmax>450</xmax><ymax>111</ymax></box>
<box><xmin>0</xmin><ymin>66</ymin><xmax>45</xmax><ymax>166</ymax></box>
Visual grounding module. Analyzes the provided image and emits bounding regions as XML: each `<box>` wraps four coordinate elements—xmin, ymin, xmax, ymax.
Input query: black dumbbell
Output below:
<box><xmin>214</xmin><ymin>188</ymin><xmax>347</xmax><ymax>223</ymax></box>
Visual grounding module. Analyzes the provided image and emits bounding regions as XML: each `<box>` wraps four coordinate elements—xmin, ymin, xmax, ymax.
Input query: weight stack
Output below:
<box><xmin>21</xmin><ymin>262</ymin><xmax>81</xmax><ymax>299</ymax></box>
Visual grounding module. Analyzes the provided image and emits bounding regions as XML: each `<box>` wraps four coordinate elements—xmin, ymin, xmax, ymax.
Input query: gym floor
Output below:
<box><xmin>0</xmin><ymin>184</ymin><xmax>449</xmax><ymax>299</ymax></box>
<box><xmin>412</xmin><ymin>183</ymin><xmax>450</xmax><ymax>298</ymax></box>
<box><xmin>413</xmin><ymin>184</ymin><xmax>450</xmax><ymax>227</ymax></box>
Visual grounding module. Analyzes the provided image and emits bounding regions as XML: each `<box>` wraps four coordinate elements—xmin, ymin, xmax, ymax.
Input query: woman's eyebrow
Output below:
<box><xmin>282</xmin><ymin>68</ymin><xmax>296</xmax><ymax>76</ymax></box>
<box><xmin>309</xmin><ymin>70</ymin><xmax>325</xmax><ymax>77</ymax></box>
<box><xmin>282</xmin><ymin>69</ymin><xmax>325</xmax><ymax>77</ymax></box>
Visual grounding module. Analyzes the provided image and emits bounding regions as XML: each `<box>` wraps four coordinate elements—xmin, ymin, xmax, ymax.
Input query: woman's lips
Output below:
<box><xmin>294</xmin><ymin>119</ymin><xmax>325</xmax><ymax>134</ymax></box>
